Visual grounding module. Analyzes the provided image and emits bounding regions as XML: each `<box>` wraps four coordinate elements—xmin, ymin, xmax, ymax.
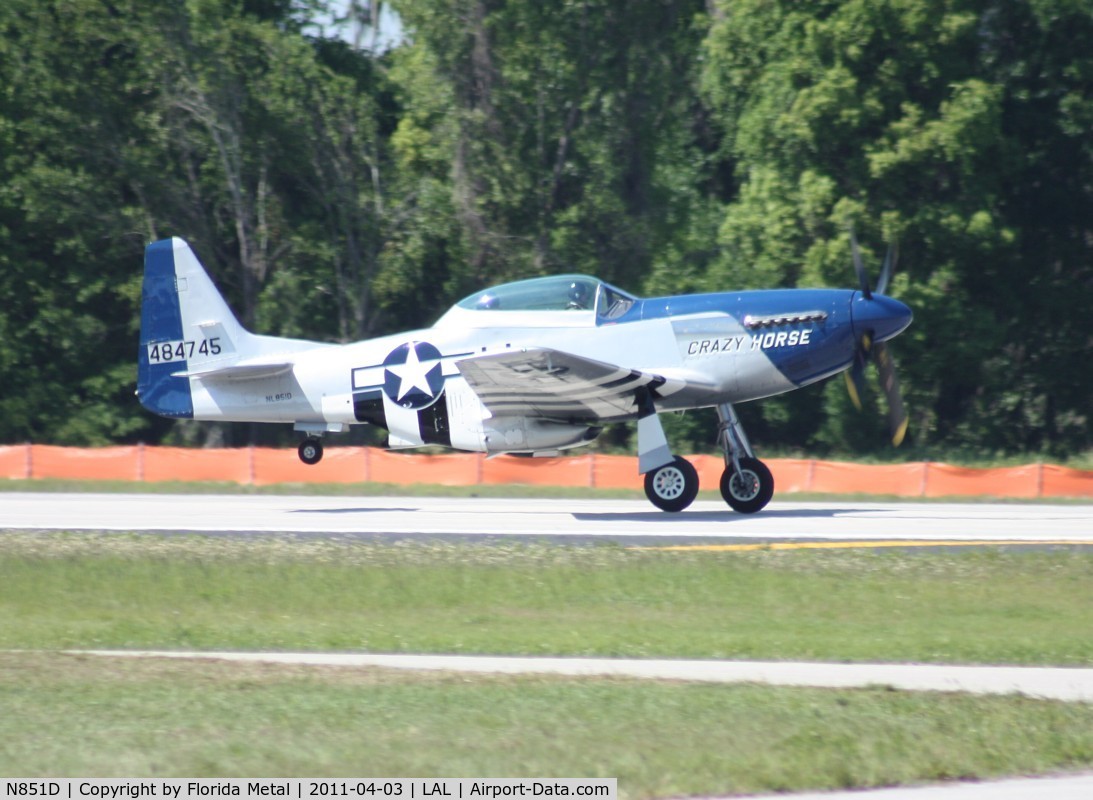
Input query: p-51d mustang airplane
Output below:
<box><xmin>137</xmin><ymin>237</ymin><xmax>911</xmax><ymax>513</ymax></box>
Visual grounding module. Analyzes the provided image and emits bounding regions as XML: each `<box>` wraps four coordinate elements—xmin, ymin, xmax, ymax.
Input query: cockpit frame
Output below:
<box><xmin>450</xmin><ymin>274</ymin><xmax>637</xmax><ymax>323</ymax></box>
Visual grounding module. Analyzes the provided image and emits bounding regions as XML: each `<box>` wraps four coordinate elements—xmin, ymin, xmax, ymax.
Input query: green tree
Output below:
<box><xmin>390</xmin><ymin>0</ymin><xmax>712</xmax><ymax>298</ymax></box>
<box><xmin>2</xmin><ymin>0</ymin><xmax>1089</xmax><ymax>461</ymax></box>
<box><xmin>701</xmin><ymin>0</ymin><xmax>1091</xmax><ymax>458</ymax></box>
<box><xmin>0</xmin><ymin>0</ymin><xmax>158</xmax><ymax>444</ymax></box>
<box><xmin>0</xmin><ymin>0</ymin><xmax>397</xmax><ymax>445</ymax></box>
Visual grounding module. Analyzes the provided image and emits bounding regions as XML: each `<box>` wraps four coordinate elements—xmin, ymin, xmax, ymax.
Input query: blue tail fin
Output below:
<box><xmin>137</xmin><ymin>238</ymin><xmax>250</xmax><ymax>418</ymax></box>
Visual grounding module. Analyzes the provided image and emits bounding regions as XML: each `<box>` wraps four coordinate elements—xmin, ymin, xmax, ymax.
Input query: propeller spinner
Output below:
<box><xmin>846</xmin><ymin>229</ymin><xmax>913</xmax><ymax>446</ymax></box>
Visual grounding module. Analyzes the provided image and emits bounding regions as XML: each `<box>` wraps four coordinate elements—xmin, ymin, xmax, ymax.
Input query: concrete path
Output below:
<box><xmin>74</xmin><ymin>650</ymin><xmax>1093</xmax><ymax>702</ymax></box>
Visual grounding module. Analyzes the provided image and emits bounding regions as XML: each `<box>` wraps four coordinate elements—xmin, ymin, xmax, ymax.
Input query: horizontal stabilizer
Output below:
<box><xmin>172</xmin><ymin>362</ymin><xmax>295</xmax><ymax>380</ymax></box>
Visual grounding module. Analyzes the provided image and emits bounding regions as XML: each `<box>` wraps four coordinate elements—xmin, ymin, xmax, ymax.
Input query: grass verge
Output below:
<box><xmin>1</xmin><ymin>477</ymin><xmax>1089</xmax><ymax>503</ymax></box>
<box><xmin>0</xmin><ymin>477</ymin><xmax>645</xmax><ymax>498</ymax></box>
<box><xmin>1</xmin><ymin>533</ymin><xmax>1090</xmax><ymax>665</ymax></box>
<box><xmin>3</xmin><ymin>534</ymin><xmax>1092</xmax><ymax>793</ymax></box>
<box><xmin>2</xmin><ymin>651</ymin><xmax>1092</xmax><ymax>795</ymax></box>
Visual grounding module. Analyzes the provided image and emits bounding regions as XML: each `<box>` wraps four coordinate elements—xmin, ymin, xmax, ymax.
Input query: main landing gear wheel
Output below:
<box><xmin>720</xmin><ymin>457</ymin><xmax>773</xmax><ymax>514</ymax></box>
<box><xmin>644</xmin><ymin>456</ymin><xmax>699</xmax><ymax>513</ymax></box>
<box><xmin>298</xmin><ymin>437</ymin><xmax>324</xmax><ymax>465</ymax></box>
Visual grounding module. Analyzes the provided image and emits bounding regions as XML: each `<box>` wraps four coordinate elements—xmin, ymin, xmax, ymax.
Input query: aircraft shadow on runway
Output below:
<box><xmin>571</xmin><ymin>508</ymin><xmax>853</xmax><ymax>523</ymax></box>
<box><xmin>286</xmin><ymin>507</ymin><xmax>855</xmax><ymax>521</ymax></box>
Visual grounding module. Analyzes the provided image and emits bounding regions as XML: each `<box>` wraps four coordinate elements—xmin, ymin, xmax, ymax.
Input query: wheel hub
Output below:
<box><xmin>653</xmin><ymin>467</ymin><xmax>686</xmax><ymax>500</ymax></box>
<box><xmin>729</xmin><ymin>469</ymin><xmax>760</xmax><ymax>501</ymax></box>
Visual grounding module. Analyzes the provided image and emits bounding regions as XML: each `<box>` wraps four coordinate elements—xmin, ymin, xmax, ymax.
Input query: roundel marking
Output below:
<box><xmin>382</xmin><ymin>341</ymin><xmax>445</xmax><ymax>409</ymax></box>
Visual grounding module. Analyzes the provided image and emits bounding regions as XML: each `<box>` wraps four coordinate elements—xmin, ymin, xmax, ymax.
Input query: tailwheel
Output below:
<box><xmin>720</xmin><ymin>457</ymin><xmax>774</xmax><ymax>514</ymax></box>
<box><xmin>298</xmin><ymin>437</ymin><xmax>324</xmax><ymax>465</ymax></box>
<box><xmin>644</xmin><ymin>456</ymin><xmax>699</xmax><ymax>513</ymax></box>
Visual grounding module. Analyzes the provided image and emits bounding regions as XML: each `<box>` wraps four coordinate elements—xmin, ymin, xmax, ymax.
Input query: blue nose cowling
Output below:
<box><xmin>850</xmin><ymin>292</ymin><xmax>913</xmax><ymax>343</ymax></box>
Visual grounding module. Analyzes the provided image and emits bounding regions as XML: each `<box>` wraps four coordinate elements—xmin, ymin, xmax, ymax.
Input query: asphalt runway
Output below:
<box><xmin>1</xmin><ymin>493</ymin><xmax>1091</xmax><ymax>547</ymax></box>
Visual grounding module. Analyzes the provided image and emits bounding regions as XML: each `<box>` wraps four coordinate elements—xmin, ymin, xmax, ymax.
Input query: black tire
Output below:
<box><xmin>644</xmin><ymin>456</ymin><xmax>699</xmax><ymax>512</ymax></box>
<box><xmin>720</xmin><ymin>457</ymin><xmax>774</xmax><ymax>514</ymax></box>
<box><xmin>298</xmin><ymin>438</ymin><xmax>324</xmax><ymax>465</ymax></box>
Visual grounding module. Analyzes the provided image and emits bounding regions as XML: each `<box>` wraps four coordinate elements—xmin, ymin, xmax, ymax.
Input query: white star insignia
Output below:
<box><xmin>388</xmin><ymin>344</ymin><xmax>440</xmax><ymax>401</ymax></box>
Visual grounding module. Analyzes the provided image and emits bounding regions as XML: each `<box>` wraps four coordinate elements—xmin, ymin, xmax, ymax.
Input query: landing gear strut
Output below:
<box><xmin>298</xmin><ymin>437</ymin><xmax>324</xmax><ymax>465</ymax></box>
<box><xmin>636</xmin><ymin>387</ymin><xmax>701</xmax><ymax>512</ymax></box>
<box><xmin>717</xmin><ymin>403</ymin><xmax>774</xmax><ymax>513</ymax></box>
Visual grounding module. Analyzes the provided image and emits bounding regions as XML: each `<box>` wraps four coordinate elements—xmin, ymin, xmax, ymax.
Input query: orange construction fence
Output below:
<box><xmin>0</xmin><ymin>444</ymin><xmax>1090</xmax><ymax>499</ymax></box>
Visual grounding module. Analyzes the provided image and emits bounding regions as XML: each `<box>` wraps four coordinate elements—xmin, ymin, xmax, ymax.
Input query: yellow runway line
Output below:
<box><xmin>633</xmin><ymin>540</ymin><xmax>1092</xmax><ymax>552</ymax></box>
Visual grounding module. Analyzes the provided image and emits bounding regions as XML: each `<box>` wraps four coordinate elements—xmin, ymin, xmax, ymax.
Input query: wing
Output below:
<box><xmin>457</xmin><ymin>347</ymin><xmax>679</xmax><ymax>420</ymax></box>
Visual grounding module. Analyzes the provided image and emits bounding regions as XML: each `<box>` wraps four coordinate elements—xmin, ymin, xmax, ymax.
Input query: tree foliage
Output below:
<box><xmin>699</xmin><ymin>0</ymin><xmax>1092</xmax><ymax>458</ymax></box>
<box><xmin>0</xmin><ymin>0</ymin><xmax>1088</xmax><ymax>458</ymax></box>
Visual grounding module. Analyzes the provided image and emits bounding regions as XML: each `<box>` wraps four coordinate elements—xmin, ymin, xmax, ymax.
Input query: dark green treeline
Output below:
<box><xmin>0</xmin><ymin>0</ymin><xmax>1089</xmax><ymax>459</ymax></box>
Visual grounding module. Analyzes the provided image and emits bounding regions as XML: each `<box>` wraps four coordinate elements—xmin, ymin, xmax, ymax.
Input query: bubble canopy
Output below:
<box><xmin>452</xmin><ymin>274</ymin><xmax>637</xmax><ymax>320</ymax></box>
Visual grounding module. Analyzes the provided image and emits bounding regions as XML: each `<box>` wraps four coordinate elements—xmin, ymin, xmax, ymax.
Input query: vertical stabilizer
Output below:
<box><xmin>137</xmin><ymin>238</ymin><xmax>251</xmax><ymax>417</ymax></box>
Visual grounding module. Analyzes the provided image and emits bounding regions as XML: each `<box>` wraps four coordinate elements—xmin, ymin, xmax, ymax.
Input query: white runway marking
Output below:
<box><xmin>2</xmin><ymin>493</ymin><xmax>1091</xmax><ymax>542</ymax></box>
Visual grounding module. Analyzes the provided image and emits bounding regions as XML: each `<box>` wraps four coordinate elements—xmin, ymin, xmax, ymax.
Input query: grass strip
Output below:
<box><xmin>2</xmin><ymin>477</ymin><xmax>1089</xmax><ymax>503</ymax></box>
<box><xmin>0</xmin><ymin>478</ymin><xmax>641</xmax><ymax>498</ymax></box>
<box><xmin>1</xmin><ymin>652</ymin><xmax>1091</xmax><ymax>795</ymax></box>
<box><xmin>1</xmin><ymin>533</ymin><xmax>1090</xmax><ymax>665</ymax></box>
